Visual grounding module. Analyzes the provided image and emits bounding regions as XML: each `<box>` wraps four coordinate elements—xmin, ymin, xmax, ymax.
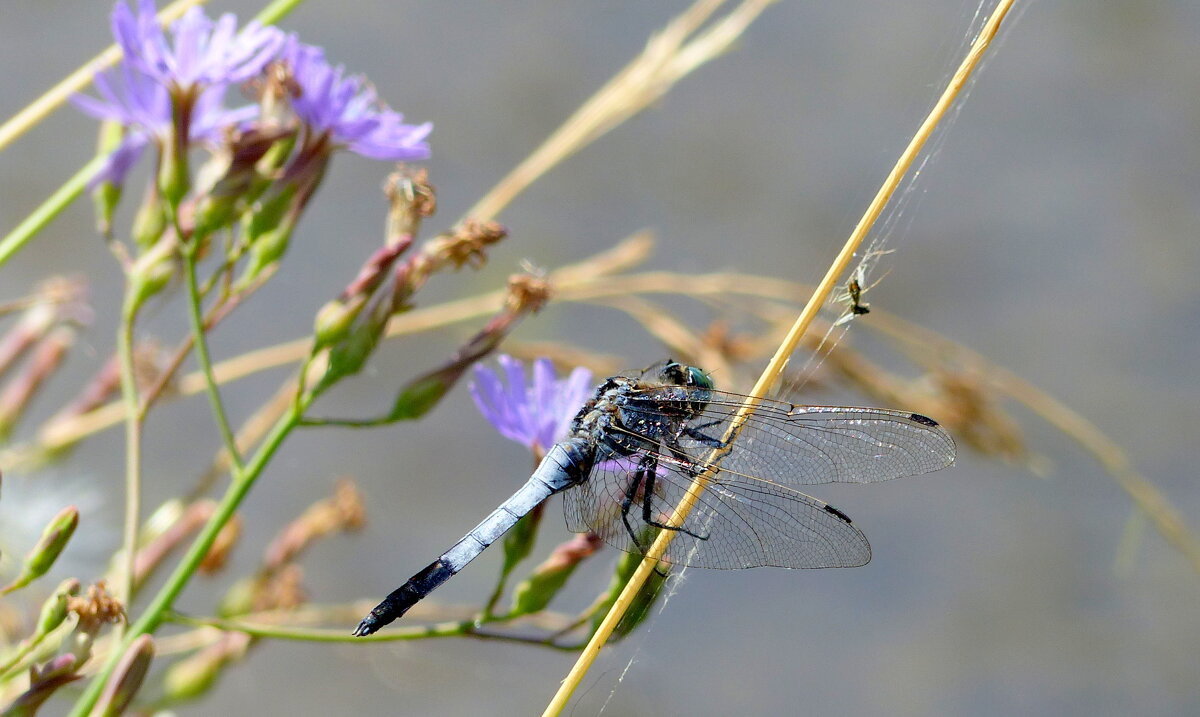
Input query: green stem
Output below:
<box><xmin>68</xmin><ymin>400</ymin><xmax>305</xmax><ymax>717</ymax></box>
<box><xmin>0</xmin><ymin>632</ymin><xmax>45</xmax><ymax>681</ymax></box>
<box><xmin>481</xmin><ymin>573</ymin><xmax>509</xmax><ymax>620</ymax></box>
<box><xmin>182</xmin><ymin>247</ymin><xmax>244</xmax><ymax>471</ymax></box>
<box><xmin>163</xmin><ymin>612</ymin><xmax>582</xmax><ymax>651</ymax></box>
<box><xmin>0</xmin><ymin>155</ymin><xmax>105</xmax><ymax>268</ymax></box>
<box><xmin>254</xmin><ymin>0</ymin><xmax>309</xmax><ymax>24</ymax></box>
<box><xmin>117</xmin><ymin>288</ymin><xmax>142</xmax><ymax>617</ymax></box>
<box><xmin>166</xmin><ymin>612</ymin><xmax>472</xmax><ymax>643</ymax></box>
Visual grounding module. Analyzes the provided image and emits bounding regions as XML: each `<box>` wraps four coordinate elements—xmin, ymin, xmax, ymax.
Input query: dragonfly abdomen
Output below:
<box><xmin>354</xmin><ymin>440</ymin><xmax>593</xmax><ymax>636</ymax></box>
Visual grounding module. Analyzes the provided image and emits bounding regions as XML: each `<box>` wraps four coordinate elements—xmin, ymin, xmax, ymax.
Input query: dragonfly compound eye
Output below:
<box><xmin>685</xmin><ymin>366</ymin><xmax>714</xmax><ymax>390</ymax></box>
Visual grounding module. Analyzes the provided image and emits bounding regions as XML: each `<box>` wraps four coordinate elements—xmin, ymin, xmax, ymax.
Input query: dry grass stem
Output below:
<box><xmin>464</xmin><ymin>0</ymin><xmax>774</xmax><ymax>224</ymax></box>
<box><xmin>869</xmin><ymin>312</ymin><xmax>1200</xmax><ymax>576</ymax></box>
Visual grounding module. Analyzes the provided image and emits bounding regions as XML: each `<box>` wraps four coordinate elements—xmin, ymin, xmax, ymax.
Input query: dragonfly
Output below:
<box><xmin>353</xmin><ymin>359</ymin><xmax>955</xmax><ymax>636</ymax></box>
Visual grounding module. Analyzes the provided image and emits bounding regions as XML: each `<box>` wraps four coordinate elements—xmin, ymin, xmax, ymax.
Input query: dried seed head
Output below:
<box><xmin>68</xmin><ymin>580</ymin><xmax>125</xmax><ymax>635</ymax></box>
<box><xmin>385</xmin><ymin>166</ymin><xmax>437</xmax><ymax>239</ymax></box>
<box><xmin>505</xmin><ymin>274</ymin><xmax>551</xmax><ymax>315</ymax></box>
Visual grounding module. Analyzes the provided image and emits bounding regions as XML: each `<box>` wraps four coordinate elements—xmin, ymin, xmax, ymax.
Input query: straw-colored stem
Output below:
<box><xmin>869</xmin><ymin>312</ymin><xmax>1200</xmax><ymax>577</ymax></box>
<box><xmin>541</xmin><ymin>1</ymin><xmax>1016</xmax><ymax>714</ymax></box>
<box><xmin>464</xmin><ymin>0</ymin><xmax>767</xmax><ymax>224</ymax></box>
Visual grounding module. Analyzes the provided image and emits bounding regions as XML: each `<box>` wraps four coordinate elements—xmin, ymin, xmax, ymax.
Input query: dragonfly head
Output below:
<box><xmin>651</xmin><ymin>360</ymin><xmax>715</xmax><ymax>415</ymax></box>
<box><xmin>658</xmin><ymin>360</ymin><xmax>714</xmax><ymax>391</ymax></box>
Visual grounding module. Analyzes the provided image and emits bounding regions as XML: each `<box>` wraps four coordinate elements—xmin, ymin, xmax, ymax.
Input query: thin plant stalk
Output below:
<box><xmin>163</xmin><ymin>612</ymin><xmax>579</xmax><ymax>650</ymax></box>
<box><xmin>541</xmin><ymin>0</ymin><xmax>1018</xmax><ymax>713</ymax></box>
<box><xmin>116</xmin><ymin>289</ymin><xmax>143</xmax><ymax>617</ymax></box>
<box><xmin>464</xmin><ymin>0</ymin><xmax>771</xmax><ymax>224</ymax></box>
<box><xmin>68</xmin><ymin>397</ymin><xmax>308</xmax><ymax>716</ymax></box>
<box><xmin>182</xmin><ymin>247</ymin><xmax>244</xmax><ymax>471</ymax></box>
<box><xmin>869</xmin><ymin>312</ymin><xmax>1200</xmax><ymax>576</ymax></box>
<box><xmin>0</xmin><ymin>156</ymin><xmax>107</xmax><ymax>268</ymax></box>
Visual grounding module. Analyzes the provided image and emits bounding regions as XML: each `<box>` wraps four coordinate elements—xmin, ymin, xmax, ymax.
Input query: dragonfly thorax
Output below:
<box><xmin>568</xmin><ymin>360</ymin><xmax>713</xmax><ymax>461</ymax></box>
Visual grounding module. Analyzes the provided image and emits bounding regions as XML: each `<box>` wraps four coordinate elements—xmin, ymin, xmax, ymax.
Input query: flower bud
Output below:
<box><xmin>193</xmin><ymin>127</ymin><xmax>291</xmax><ymax>237</ymax></box>
<box><xmin>162</xmin><ymin>633</ymin><xmax>249</xmax><ymax>702</ymax></box>
<box><xmin>35</xmin><ymin>578</ymin><xmax>80</xmax><ymax>636</ymax></box>
<box><xmin>244</xmin><ymin>183</ymin><xmax>297</xmax><ymax>244</ymax></box>
<box><xmin>612</xmin><ymin>567</ymin><xmax>668</xmax><ymax>640</ymax></box>
<box><xmin>2</xmin><ymin>506</ymin><xmax>78</xmax><ymax>594</ymax></box>
<box><xmin>91</xmin><ymin>121</ymin><xmax>125</xmax><ymax>237</ymax></box>
<box><xmin>128</xmin><ymin>249</ymin><xmax>178</xmax><ymax>311</ymax></box>
<box><xmin>94</xmin><ymin>634</ymin><xmax>154</xmax><ymax>717</ymax></box>
<box><xmin>500</xmin><ymin>505</ymin><xmax>544</xmax><ymax>578</ymax></box>
<box><xmin>510</xmin><ymin>532</ymin><xmax>600</xmax><ymax>616</ymax></box>
<box><xmin>163</xmin><ymin>648</ymin><xmax>221</xmax><ymax>701</ymax></box>
<box><xmin>590</xmin><ymin>528</ymin><xmax>670</xmax><ymax>640</ymax></box>
<box><xmin>131</xmin><ymin>191</ymin><xmax>168</xmax><ymax>252</ymax></box>
<box><xmin>7</xmin><ymin>654</ymin><xmax>79</xmax><ymax>714</ymax></box>
<box><xmin>216</xmin><ymin>576</ymin><xmax>257</xmax><ymax>617</ymax></box>
<box><xmin>158</xmin><ymin>102</ymin><xmax>193</xmax><ymax>209</ymax></box>
<box><xmin>312</xmin><ymin>295</ymin><xmax>366</xmax><ymax>350</ymax></box>
<box><xmin>0</xmin><ymin>326</ymin><xmax>73</xmax><ymax>439</ymax></box>
<box><xmin>241</xmin><ymin>217</ymin><xmax>296</xmax><ymax>284</ymax></box>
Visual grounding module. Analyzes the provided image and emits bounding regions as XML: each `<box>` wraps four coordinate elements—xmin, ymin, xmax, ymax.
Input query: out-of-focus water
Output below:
<box><xmin>1</xmin><ymin>1</ymin><xmax>1198</xmax><ymax>715</ymax></box>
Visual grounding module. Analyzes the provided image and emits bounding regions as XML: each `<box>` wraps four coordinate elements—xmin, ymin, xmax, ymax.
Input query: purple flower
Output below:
<box><xmin>112</xmin><ymin>0</ymin><xmax>284</xmax><ymax>90</ymax></box>
<box><xmin>470</xmin><ymin>356</ymin><xmax>594</xmax><ymax>453</ymax></box>
<box><xmin>282</xmin><ymin>38</ymin><xmax>432</xmax><ymax>161</ymax></box>
<box><xmin>73</xmin><ymin>62</ymin><xmax>257</xmax><ymax>186</ymax></box>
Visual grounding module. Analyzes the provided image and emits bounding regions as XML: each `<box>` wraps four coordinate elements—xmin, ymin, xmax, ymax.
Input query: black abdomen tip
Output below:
<box><xmin>352</xmin><ymin>617</ymin><xmax>379</xmax><ymax>637</ymax></box>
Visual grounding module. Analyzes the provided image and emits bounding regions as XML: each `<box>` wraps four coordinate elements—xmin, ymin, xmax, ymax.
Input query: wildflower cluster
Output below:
<box><xmin>1</xmin><ymin>1</ymin><xmax>446</xmax><ymax>712</ymax></box>
<box><xmin>73</xmin><ymin>0</ymin><xmax>431</xmax><ymax>298</ymax></box>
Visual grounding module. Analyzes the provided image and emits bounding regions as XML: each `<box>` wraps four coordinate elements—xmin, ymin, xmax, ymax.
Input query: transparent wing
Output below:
<box><xmin>563</xmin><ymin>452</ymin><xmax>871</xmax><ymax>569</ymax></box>
<box><xmin>628</xmin><ymin>387</ymin><xmax>957</xmax><ymax>487</ymax></box>
<box><xmin>562</xmin><ymin>389</ymin><xmax>955</xmax><ymax>569</ymax></box>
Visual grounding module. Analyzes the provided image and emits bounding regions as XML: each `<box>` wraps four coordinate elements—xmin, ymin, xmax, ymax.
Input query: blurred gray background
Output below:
<box><xmin>2</xmin><ymin>0</ymin><xmax>1199</xmax><ymax>715</ymax></box>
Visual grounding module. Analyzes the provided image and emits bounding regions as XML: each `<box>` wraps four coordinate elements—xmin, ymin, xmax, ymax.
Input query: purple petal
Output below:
<box><xmin>469</xmin><ymin>356</ymin><xmax>596</xmax><ymax>453</ymax></box>
<box><xmin>282</xmin><ymin>37</ymin><xmax>431</xmax><ymax>162</ymax></box>
<box><xmin>90</xmin><ymin>137</ymin><xmax>149</xmax><ymax>188</ymax></box>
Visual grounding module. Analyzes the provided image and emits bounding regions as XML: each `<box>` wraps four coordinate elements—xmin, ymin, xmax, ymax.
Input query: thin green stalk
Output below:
<box><xmin>163</xmin><ymin>612</ymin><xmax>582</xmax><ymax>650</ymax></box>
<box><xmin>116</xmin><ymin>289</ymin><xmax>143</xmax><ymax>618</ymax></box>
<box><xmin>182</xmin><ymin>247</ymin><xmax>244</xmax><ymax>471</ymax></box>
<box><xmin>0</xmin><ymin>631</ymin><xmax>49</xmax><ymax>681</ymax></box>
<box><xmin>68</xmin><ymin>399</ymin><xmax>305</xmax><ymax>716</ymax></box>
<box><xmin>0</xmin><ymin>156</ymin><xmax>105</xmax><ymax>269</ymax></box>
<box><xmin>253</xmin><ymin>0</ymin><xmax>309</xmax><ymax>24</ymax></box>
<box><xmin>166</xmin><ymin>612</ymin><xmax>474</xmax><ymax>643</ymax></box>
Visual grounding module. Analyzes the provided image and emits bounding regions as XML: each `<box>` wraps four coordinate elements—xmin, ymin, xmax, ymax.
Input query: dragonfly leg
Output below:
<box><xmin>683</xmin><ymin>422</ymin><xmax>725</xmax><ymax>448</ymax></box>
<box><xmin>641</xmin><ymin>456</ymin><xmax>710</xmax><ymax>542</ymax></box>
<box><xmin>619</xmin><ymin>456</ymin><xmax>655</xmax><ymax>555</ymax></box>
